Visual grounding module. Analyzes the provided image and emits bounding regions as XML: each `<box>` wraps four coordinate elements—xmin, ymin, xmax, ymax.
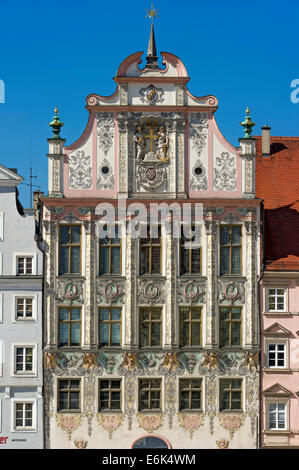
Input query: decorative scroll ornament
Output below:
<box><xmin>218</xmin><ymin>280</ymin><xmax>245</xmax><ymax>304</ymax></box>
<box><xmin>190</xmin><ymin>159</ymin><xmax>208</xmax><ymax>191</ymax></box>
<box><xmin>139</xmin><ymin>84</ymin><xmax>164</xmax><ymax>105</ymax></box>
<box><xmin>137</xmin><ymin>414</ymin><xmax>164</xmax><ymax>433</ymax></box>
<box><xmin>55</xmin><ymin>414</ymin><xmax>82</xmax><ymax>440</ymax></box>
<box><xmin>69</xmin><ymin>151</ymin><xmax>92</xmax><ymax>189</ymax></box>
<box><xmin>218</xmin><ymin>413</ymin><xmax>246</xmax><ymax>440</ymax></box>
<box><xmin>44</xmin><ymin>352</ymin><xmax>56</xmax><ymax>371</ymax></box>
<box><xmin>202</xmin><ymin>352</ymin><xmax>218</xmax><ymax>370</ymax></box>
<box><xmin>83</xmin><ymin>353</ymin><xmax>96</xmax><ymax>371</ymax></box>
<box><xmin>137</xmin><ymin>279</ymin><xmax>166</xmax><ymax>305</ymax></box>
<box><xmin>216</xmin><ymin>439</ymin><xmax>229</xmax><ymax>449</ymax></box>
<box><xmin>178</xmin><ymin>413</ymin><xmax>205</xmax><ymax>438</ymax></box>
<box><xmin>97</xmin><ymin>115</ymin><xmax>114</xmax><ymax>155</ymax></box>
<box><xmin>56</xmin><ymin>280</ymin><xmax>84</xmax><ymax>303</ymax></box>
<box><xmin>97</xmin><ymin>280</ymin><xmax>125</xmax><ymax>305</ymax></box>
<box><xmin>213</xmin><ymin>152</ymin><xmax>236</xmax><ymax>191</ymax></box>
<box><xmin>136</xmin><ymin>161</ymin><xmax>168</xmax><ymax>191</ymax></box>
<box><xmin>74</xmin><ymin>440</ymin><xmax>88</xmax><ymax>449</ymax></box>
<box><xmin>121</xmin><ymin>352</ymin><xmax>138</xmax><ymax>371</ymax></box>
<box><xmin>97</xmin><ymin>414</ymin><xmax>124</xmax><ymax>438</ymax></box>
<box><xmin>97</xmin><ymin>158</ymin><xmax>114</xmax><ymax>190</ymax></box>
<box><xmin>177</xmin><ymin>280</ymin><xmax>206</xmax><ymax>304</ymax></box>
<box><xmin>161</xmin><ymin>352</ymin><xmax>179</xmax><ymax>373</ymax></box>
<box><xmin>245</xmin><ymin>351</ymin><xmax>259</xmax><ymax>371</ymax></box>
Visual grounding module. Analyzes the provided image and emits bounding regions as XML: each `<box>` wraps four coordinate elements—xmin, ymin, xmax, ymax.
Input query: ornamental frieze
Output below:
<box><xmin>218</xmin><ymin>279</ymin><xmax>245</xmax><ymax>304</ymax></box>
<box><xmin>69</xmin><ymin>151</ymin><xmax>92</xmax><ymax>190</ymax></box>
<box><xmin>177</xmin><ymin>279</ymin><xmax>206</xmax><ymax>304</ymax></box>
<box><xmin>97</xmin><ymin>114</ymin><xmax>114</xmax><ymax>156</ymax></box>
<box><xmin>96</xmin><ymin>279</ymin><xmax>125</xmax><ymax>305</ymax></box>
<box><xmin>56</xmin><ymin>279</ymin><xmax>84</xmax><ymax>304</ymax></box>
<box><xmin>213</xmin><ymin>152</ymin><xmax>236</xmax><ymax>191</ymax></box>
<box><xmin>137</xmin><ymin>278</ymin><xmax>166</xmax><ymax>305</ymax></box>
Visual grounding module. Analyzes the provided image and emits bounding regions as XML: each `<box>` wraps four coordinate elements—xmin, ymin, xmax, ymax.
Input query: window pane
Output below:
<box><xmin>100</xmin><ymin>323</ymin><xmax>109</xmax><ymax>346</ymax></box>
<box><xmin>59</xmin><ymin>392</ymin><xmax>68</xmax><ymax>410</ymax></box>
<box><xmin>231</xmin><ymin>246</ymin><xmax>241</xmax><ymax>274</ymax></box>
<box><xmin>180</xmin><ymin>322</ymin><xmax>189</xmax><ymax>347</ymax></box>
<box><xmin>59</xmin><ymin>308</ymin><xmax>69</xmax><ymax>321</ymax></box>
<box><xmin>70</xmin><ymin>392</ymin><xmax>79</xmax><ymax>409</ymax></box>
<box><xmin>71</xmin><ymin>226</ymin><xmax>81</xmax><ymax>243</ymax></box>
<box><xmin>111</xmin><ymin>323</ymin><xmax>120</xmax><ymax>346</ymax></box>
<box><xmin>100</xmin><ymin>309</ymin><xmax>109</xmax><ymax>321</ymax></box>
<box><xmin>59</xmin><ymin>247</ymin><xmax>69</xmax><ymax>275</ymax></box>
<box><xmin>71</xmin><ymin>323</ymin><xmax>80</xmax><ymax>346</ymax></box>
<box><xmin>220</xmin><ymin>226</ymin><xmax>230</xmax><ymax>244</ymax></box>
<box><xmin>140</xmin><ymin>247</ymin><xmax>149</xmax><ymax>275</ymax></box>
<box><xmin>220</xmin><ymin>322</ymin><xmax>229</xmax><ymax>347</ymax></box>
<box><xmin>191</xmin><ymin>249</ymin><xmax>201</xmax><ymax>273</ymax></box>
<box><xmin>220</xmin><ymin>247</ymin><xmax>230</xmax><ymax>275</ymax></box>
<box><xmin>111</xmin><ymin>309</ymin><xmax>120</xmax><ymax>321</ymax></box>
<box><xmin>59</xmin><ymin>323</ymin><xmax>69</xmax><ymax>347</ymax></box>
<box><xmin>151</xmin><ymin>323</ymin><xmax>161</xmax><ymax>346</ymax></box>
<box><xmin>151</xmin><ymin>247</ymin><xmax>161</xmax><ymax>274</ymax></box>
<box><xmin>100</xmin><ymin>247</ymin><xmax>109</xmax><ymax>274</ymax></box>
<box><xmin>180</xmin><ymin>249</ymin><xmax>189</xmax><ymax>275</ymax></box>
<box><xmin>231</xmin><ymin>322</ymin><xmax>241</xmax><ymax>345</ymax></box>
<box><xmin>111</xmin><ymin>247</ymin><xmax>121</xmax><ymax>274</ymax></box>
<box><xmin>232</xmin><ymin>226</ymin><xmax>241</xmax><ymax>244</ymax></box>
<box><xmin>70</xmin><ymin>246</ymin><xmax>80</xmax><ymax>273</ymax></box>
<box><xmin>191</xmin><ymin>322</ymin><xmax>201</xmax><ymax>346</ymax></box>
<box><xmin>60</xmin><ymin>226</ymin><xmax>69</xmax><ymax>244</ymax></box>
<box><xmin>71</xmin><ymin>308</ymin><xmax>81</xmax><ymax>321</ymax></box>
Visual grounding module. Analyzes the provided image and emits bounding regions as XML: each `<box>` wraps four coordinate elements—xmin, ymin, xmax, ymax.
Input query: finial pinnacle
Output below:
<box><xmin>49</xmin><ymin>106</ymin><xmax>64</xmax><ymax>140</ymax></box>
<box><xmin>54</xmin><ymin>106</ymin><xmax>58</xmax><ymax>115</ymax></box>
<box><xmin>145</xmin><ymin>3</ymin><xmax>159</xmax><ymax>24</ymax></box>
<box><xmin>240</xmin><ymin>106</ymin><xmax>255</xmax><ymax>139</ymax></box>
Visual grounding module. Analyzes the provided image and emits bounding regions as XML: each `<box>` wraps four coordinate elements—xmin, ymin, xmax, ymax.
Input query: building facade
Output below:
<box><xmin>42</xmin><ymin>26</ymin><xmax>261</xmax><ymax>449</ymax></box>
<box><xmin>256</xmin><ymin>130</ymin><xmax>299</xmax><ymax>448</ymax></box>
<box><xmin>0</xmin><ymin>164</ymin><xmax>43</xmax><ymax>449</ymax></box>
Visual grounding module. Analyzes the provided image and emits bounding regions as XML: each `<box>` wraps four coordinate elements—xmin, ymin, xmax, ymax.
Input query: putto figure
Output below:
<box><xmin>134</xmin><ymin>125</ymin><xmax>145</xmax><ymax>160</ymax></box>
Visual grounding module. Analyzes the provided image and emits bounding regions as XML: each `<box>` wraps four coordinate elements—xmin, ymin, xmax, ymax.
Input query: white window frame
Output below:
<box><xmin>0</xmin><ymin>212</ymin><xmax>3</xmax><ymax>242</ymax></box>
<box><xmin>11</xmin><ymin>399</ymin><xmax>37</xmax><ymax>433</ymax></box>
<box><xmin>11</xmin><ymin>343</ymin><xmax>37</xmax><ymax>377</ymax></box>
<box><xmin>267</xmin><ymin>401</ymin><xmax>287</xmax><ymax>431</ymax></box>
<box><xmin>13</xmin><ymin>253</ymin><xmax>37</xmax><ymax>276</ymax></box>
<box><xmin>266</xmin><ymin>287</ymin><xmax>287</xmax><ymax>313</ymax></box>
<box><xmin>12</xmin><ymin>293</ymin><xmax>38</xmax><ymax>322</ymax></box>
<box><xmin>267</xmin><ymin>342</ymin><xmax>287</xmax><ymax>369</ymax></box>
<box><xmin>0</xmin><ymin>292</ymin><xmax>3</xmax><ymax>323</ymax></box>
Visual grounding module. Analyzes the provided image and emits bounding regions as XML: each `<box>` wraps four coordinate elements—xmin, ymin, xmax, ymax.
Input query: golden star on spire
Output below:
<box><xmin>146</xmin><ymin>3</ymin><xmax>159</xmax><ymax>23</ymax></box>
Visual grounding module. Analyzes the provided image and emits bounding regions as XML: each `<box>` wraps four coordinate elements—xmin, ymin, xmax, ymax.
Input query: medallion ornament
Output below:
<box><xmin>137</xmin><ymin>414</ymin><xmax>164</xmax><ymax>433</ymax></box>
<box><xmin>74</xmin><ymin>440</ymin><xmax>88</xmax><ymax>449</ymax></box>
<box><xmin>178</xmin><ymin>413</ymin><xmax>205</xmax><ymax>439</ymax></box>
<box><xmin>139</xmin><ymin>84</ymin><xmax>164</xmax><ymax>105</ymax></box>
<box><xmin>216</xmin><ymin>439</ymin><xmax>229</xmax><ymax>449</ymax></box>
<box><xmin>218</xmin><ymin>413</ymin><xmax>246</xmax><ymax>440</ymax></box>
<box><xmin>97</xmin><ymin>414</ymin><xmax>124</xmax><ymax>438</ymax></box>
<box><xmin>55</xmin><ymin>414</ymin><xmax>83</xmax><ymax>440</ymax></box>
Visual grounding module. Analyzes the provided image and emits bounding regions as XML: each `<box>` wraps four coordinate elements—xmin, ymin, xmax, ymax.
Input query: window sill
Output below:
<box><xmin>12</xmin><ymin>428</ymin><xmax>36</xmax><ymax>433</ymax></box>
<box><xmin>178</xmin><ymin>410</ymin><xmax>203</xmax><ymax>414</ymax></box>
<box><xmin>57</xmin><ymin>410</ymin><xmax>82</xmax><ymax>414</ymax></box>
<box><xmin>263</xmin><ymin>311</ymin><xmax>289</xmax><ymax>315</ymax></box>
<box><xmin>263</xmin><ymin>368</ymin><xmax>291</xmax><ymax>373</ymax></box>
<box><xmin>264</xmin><ymin>430</ymin><xmax>290</xmax><ymax>435</ymax></box>
<box><xmin>98</xmin><ymin>410</ymin><xmax>123</xmax><ymax>414</ymax></box>
<box><xmin>138</xmin><ymin>410</ymin><xmax>163</xmax><ymax>414</ymax></box>
<box><xmin>219</xmin><ymin>410</ymin><xmax>244</xmax><ymax>414</ymax></box>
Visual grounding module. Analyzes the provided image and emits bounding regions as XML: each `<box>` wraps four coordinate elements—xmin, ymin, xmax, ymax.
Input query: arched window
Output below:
<box><xmin>131</xmin><ymin>435</ymin><xmax>171</xmax><ymax>449</ymax></box>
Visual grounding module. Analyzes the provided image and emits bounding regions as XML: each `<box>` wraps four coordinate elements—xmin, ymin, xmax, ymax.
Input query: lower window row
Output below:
<box><xmin>57</xmin><ymin>378</ymin><xmax>243</xmax><ymax>413</ymax></box>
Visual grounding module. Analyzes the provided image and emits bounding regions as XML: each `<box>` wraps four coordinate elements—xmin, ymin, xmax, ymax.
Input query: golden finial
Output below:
<box><xmin>146</xmin><ymin>3</ymin><xmax>159</xmax><ymax>23</ymax></box>
<box><xmin>54</xmin><ymin>106</ymin><xmax>58</xmax><ymax>115</ymax></box>
<box><xmin>246</xmin><ymin>106</ymin><xmax>250</xmax><ymax>115</ymax></box>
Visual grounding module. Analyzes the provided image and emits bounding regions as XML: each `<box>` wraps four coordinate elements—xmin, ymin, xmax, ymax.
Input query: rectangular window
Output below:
<box><xmin>15</xmin><ymin>402</ymin><xmax>33</xmax><ymax>429</ymax></box>
<box><xmin>268</xmin><ymin>403</ymin><xmax>286</xmax><ymax>430</ymax></box>
<box><xmin>219</xmin><ymin>306</ymin><xmax>242</xmax><ymax>347</ymax></box>
<box><xmin>268</xmin><ymin>343</ymin><xmax>286</xmax><ymax>368</ymax></box>
<box><xmin>59</xmin><ymin>225</ymin><xmax>81</xmax><ymax>275</ymax></box>
<box><xmin>180</xmin><ymin>226</ymin><xmax>201</xmax><ymax>275</ymax></box>
<box><xmin>59</xmin><ymin>307</ymin><xmax>81</xmax><ymax>347</ymax></box>
<box><xmin>17</xmin><ymin>257</ymin><xmax>33</xmax><ymax>275</ymax></box>
<box><xmin>179</xmin><ymin>379</ymin><xmax>202</xmax><ymax>411</ymax></box>
<box><xmin>220</xmin><ymin>225</ymin><xmax>242</xmax><ymax>275</ymax></box>
<box><xmin>179</xmin><ymin>306</ymin><xmax>201</xmax><ymax>347</ymax></box>
<box><xmin>99</xmin><ymin>226</ymin><xmax>121</xmax><ymax>275</ymax></box>
<box><xmin>138</xmin><ymin>379</ymin><xmax>162</xmax><ymax>411</ymax></box>
<box><xmin>140</xmin><ymin>226</ymin><xmax>161</xmax><ymax>275</ymax></box>
<box><xmin>267</xmin><ymin>288</ymin><xmax>286</xmax><ymax>312</ymax></box>
<box><xmin>139</xmin><ymin>307</ymin><xmax>162</xmax><ymax>347</ymax></box>
<box><xmin>99</xmin><ymin>307</ymin><xmax>121</xmax><ymax>347</ymax></box>
<box><xmin>219</xmin><ymin>379</ymin><xmax>242</xmax><ymax>411</ymax></box>
<box><xmin>98</xmin><ymin>379</ymin><xmax>121</xmax><ymax>412</ymax></box>
<box><xmin>58</xmin><ymin>379</ymin><xmax>81</xmax><ymax>412</ymax></box>
<box><xmin>15</xmin><ymin>347</ymin><xmax>33</xmax><ymax>373</ymax></box>
<box><xmin>16</xmin><ymin>298</ymin><xmax>33</xmax><ymax>319</ymax></box>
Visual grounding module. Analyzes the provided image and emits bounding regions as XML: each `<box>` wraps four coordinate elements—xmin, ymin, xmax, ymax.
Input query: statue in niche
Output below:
<box><xmin>156</xmin><ymin>125</ymin><xmax>169</xmax><ymax>161</ymax></box>
<box><xmin>134</xmin><ymin>125</ymin><xmax>145</xmax><ymax>160</ymax></box>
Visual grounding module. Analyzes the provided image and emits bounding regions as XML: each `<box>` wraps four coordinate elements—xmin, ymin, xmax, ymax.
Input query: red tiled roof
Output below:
<box><xmin>255</xmin><ymin>136</ymin><xmax>299</xmax><ymax>271</ymax></box>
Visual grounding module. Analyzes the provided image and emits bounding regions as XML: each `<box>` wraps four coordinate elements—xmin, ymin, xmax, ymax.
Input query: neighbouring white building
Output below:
<box><xmin>0</xmin><ymin>164</ymin><xmax>43</xmax><ymax>448</ymax></box>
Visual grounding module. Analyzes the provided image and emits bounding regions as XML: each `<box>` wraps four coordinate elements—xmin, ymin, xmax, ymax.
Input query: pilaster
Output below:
<box><xmin>83</xmin><ymin>220</ymin><xmax>96</xmax><ymax>348</ymax></box>
<box><xmin>205</xmin><ymin>216</ymin><xmax>217</xmax><ymax>347</ymax></box>
<box><xmin>47</xmin><ymin>138</ymin><xmax>65</xmax><ymax>198</ymax></box>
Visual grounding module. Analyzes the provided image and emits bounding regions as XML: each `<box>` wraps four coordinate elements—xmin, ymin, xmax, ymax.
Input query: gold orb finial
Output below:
<box><xmin>246</xmin><ymin>107</ymin><xmax>250</xmax><ymax>115</ymax></box>
<box><xmin>54</xmin><ymin>106</ymin><xmax>58</xmax><ymax>115</ymax></box>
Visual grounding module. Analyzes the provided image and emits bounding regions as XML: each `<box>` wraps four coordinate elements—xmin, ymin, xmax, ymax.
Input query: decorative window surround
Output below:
<box><xmin>265</xmin><ymin>341</ymin><xmax>288</xmax><ymax>369</ymax></box>
<box><xmin>11</xmin><ymin>343</ymin><xmax>37</xmax><ymax>377</ymax></box>
<box><xmin>11</xmin><ymin>399</ymin><xmax>37</xmax><ymax>433</ymax></box>
<box><xmin>266</xmin><ymin>288</ymin><xmax>287</xmax><ymax>313</ymax></box>
<box><xmin>11</xmin><ymin>293</ymin><xmax>38</xmax><ymax>322</ymax></box>
<box><xmin>13</xmin><ymin>253</ymin><xmax>37</xmax><ymax>276</ymax></box>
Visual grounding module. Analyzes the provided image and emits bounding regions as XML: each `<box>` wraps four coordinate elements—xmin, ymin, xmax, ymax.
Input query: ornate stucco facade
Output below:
<box><xmin>42</xmin><ymin>27</ymin><xmax>261</xmax><ymax>449</ymax></box>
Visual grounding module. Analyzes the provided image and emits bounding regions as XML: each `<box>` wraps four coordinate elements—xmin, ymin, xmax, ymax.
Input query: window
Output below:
<box><xmin>179</xmin><ymin>307</ymin><xmax>201</xmax><ymax>347</ymax></box>
<box><xmin>14</xmin><ymin>402</ymin><xmax>34</xmax><ymax>429</ymax></box>
<box><xmin>267</xmin><ymin>288</ymin><xmax>286</xmax><ymax>312</ymax></box>
<box><xmin>180</xmin><ymin>226</ymin><xmax>201</xmax><ymax>275</ymax></box>
<box><xmin>59</xmin><ymin>225</ymin><xmax>81</xmax><ymax>275</ymax></box>
<box><xmin>99</xmin><ymin>307</ymin><xmax>121</xmax><ymax>347</ymax></box>
<box><xmin>220</xmin><ymin>225</ymin><xmax>242</xmax><ymax>275</ymax></box>
<box><xmin>179</xmin><ymin>379</ymin><xmax>202</xmax><ymax>411</ymax></box>
<box><xmin>17</xmin><ymin>257</ymin><xmax>33</xmax><ymax>275</ymax></box>
<box><xmin>139</xmin><ymin>307</ymin><xmax>162</xmax><ymax>347</ymax></box>
<box><xmin>219</xmin><ymin>379</ymin><xmax>242</xmax><ymax>411</ymax></box>
<box><xmin>15</xmin><ymin>347</ymin><xmax>33</xmax><ymax>373</ymax></box>
<box><xmin>99</xmin><ymin>226</ymin><xmax>121</xmax><ymax>275</ymax></box>
<box><xmin>16</xmin><ymin>298</ymin><xmax>33</xmax><ymax>319</ymax></box>
<box><xmin>59</xmin><ymin>307</ymin><xmax>81</xmax><ymax>347</ymax></box>
<box><xmin>139</xmin><ymin>379</ymin><xmax>162</xmax><ymax>411</ymax></box>
<box><xmin>268</xmin><ymin>403</ymin><xmax>286</xmax><ymax>430</ymax></box>
<box><xmin>58</xmin><ymin>379</ymin><xmax>81</xmax><ymax>412</ymax></box>
<box><xmin>219</xmin><ymin>307</ymin><xmax>242</xmax><ymax>347</ymax></box>
<box><xmin>98</xmin><ymin>379</ymin><xmax>121</xmax><ymax>411</ymax></box>
<box><xmin>140</xmin><ymin>226</ymin><xmax>161</xmax><ymax>275</ymax></box>
<box><xmin>267</xmin><ymin>343</ymin><xmax>286</xmax><ymax>368</ymax></box>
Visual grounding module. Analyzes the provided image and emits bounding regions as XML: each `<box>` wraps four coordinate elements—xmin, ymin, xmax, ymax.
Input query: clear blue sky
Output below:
<box><xmin>0</xmin><ymin>0</ymin><xmax>298</xmax><ymax>207</ymax></box>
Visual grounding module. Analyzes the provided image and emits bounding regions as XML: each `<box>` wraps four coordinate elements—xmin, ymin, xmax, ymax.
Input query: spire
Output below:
<box><xmin>145</xmin><ymin>3</ymin><xmax>159</xmax><ymax>69</ymax></box>
<box><xmin>49</xmin><ymin>106</ymin><xmax>64</xmax><ymax>140</ymax></box>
